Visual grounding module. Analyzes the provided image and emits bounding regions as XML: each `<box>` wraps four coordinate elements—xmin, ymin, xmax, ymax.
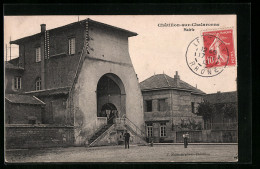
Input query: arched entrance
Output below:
<box><xmin>96</xmin><ymin>73</ymin><xmax>126</xmax><ymax>123</ymax></box>
<box><xmin>101</xmin><ymin>103</ymin><xmax>117</xmax><ymax>124</ymax></box>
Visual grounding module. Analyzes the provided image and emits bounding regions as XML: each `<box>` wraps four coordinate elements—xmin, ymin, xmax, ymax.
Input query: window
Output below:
<box><xmin>35</xmin><ymin>77</ymin><xmax>41</xmax><ymax>91</ymax></box>
<box><xmin>68</xmin><ymin>37</ymin><xmax>75</xmax><ymax>55</ymax></box>
<box><xmin>14</xmin><ymin>76</ymin><xmax>22</xmax><ymax>90</ymax></box>
<box><xmin>191</xmin><ymin>102</ymin><xmax>195</xmax><ymax>113</ymax></box>
<box><xmin>28</xmin><ymin>116</ymin><xmax>37</xmax><ymax>124</ymax></box>
<box><xmin>158</xmin><ymin>99</ymin><xmax>167</xmax><ymax>111</ymax></box>
<box><xmin>160</xmin><ymin>122</ymin><xmax>166</xmax><ymax>137</ymax></box>
<box><xmin>146</xmin><ymin>100</ymin><xmax>153</xmax><ymax>112</ymax></box>
<box><xmin>36</xmin><ymin>47</ymin><xmax>41</xmax><ymax>62</ymax></box>
<box><xmin>147</xmin><ymin>123</ymin><xmax>153</xmax><ymax>137</ymax></box>
<box><xmin>8</xmin><ymin>116</ymin><xmax>11</xmax><ymax>124</ymax></box>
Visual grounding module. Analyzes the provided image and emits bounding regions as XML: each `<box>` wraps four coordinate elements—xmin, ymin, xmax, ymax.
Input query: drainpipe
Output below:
<box><xmin>23</xmin><ymin>45</ymin><xmax>25</xmax><ymax>69</ymax></box>
<box><xmin>171</xmin><ymin>90</ymin><xmax>173</xmax><ymax>130</ymax></box>
<box><xmin>40</xmin><ymin>24</ymin><xmax>46</xmax><ymax>90</ymax></box>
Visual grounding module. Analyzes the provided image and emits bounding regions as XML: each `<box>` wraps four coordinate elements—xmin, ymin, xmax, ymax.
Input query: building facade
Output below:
<box><xmin>140</xmin><ymin>72</ymin><xmax>205</xmax><ymax>143</ymax></box>
<box><xmin>5</xmin><ymin>94</ymin><xmax>45</xmax><ymax>124</ymax></box>
<box><xmin>6</xmin><ymin>19</ymin><xmax>146</xmax><ymax>147</ymax></box>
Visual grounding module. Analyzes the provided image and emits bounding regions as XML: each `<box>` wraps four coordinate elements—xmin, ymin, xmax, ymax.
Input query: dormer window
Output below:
<box><xmin>68</xmin><ymin>37</ymin><xmax>75</xmax><ymax>55</ymax></box>
<box><xmin>36</xmin><ymin>47</ymin><xmax>41</xmax><ymax>62</ymax></box>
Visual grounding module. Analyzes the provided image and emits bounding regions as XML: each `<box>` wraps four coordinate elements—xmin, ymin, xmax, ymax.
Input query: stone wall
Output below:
<box><xmin>5</xmin><ymin>102</ymin><xmax>44</xmax><ymax>124</ymax></box>
<box><xmin>5</xmin><ymin>125</ymin><xmax>74</xmax><ymax>149</ymax></box>
<box><xmin>142</xmin><ymin>90</ymin><xmax>171</xmax><ymax>112</ymax></box>
<box><xmin>37</xmin><ymin>95</ymin><xmax>68</xmax><ymax>124</ymax></box>
<box><xmin>142</xmin><ymin>90</ymin><xmax>203</xmax><ymax>114</ymax></box>
<box><xmin>176</xmin><ymin>130</ymin><xmax>237</xmax><ymax>143</ymax></box>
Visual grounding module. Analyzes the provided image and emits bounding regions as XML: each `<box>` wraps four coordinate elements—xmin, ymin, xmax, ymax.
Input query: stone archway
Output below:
<box><xmin>96</xmin><ymin>73</ymin><xmax>126</xmax><ymax>119</ymax></box>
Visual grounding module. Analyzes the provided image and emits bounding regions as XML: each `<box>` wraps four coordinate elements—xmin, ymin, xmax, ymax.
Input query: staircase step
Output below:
<box><xmin>88</xmin><ymin>124</ymin><xmax>113</xmax><ymax>145</ymax></box>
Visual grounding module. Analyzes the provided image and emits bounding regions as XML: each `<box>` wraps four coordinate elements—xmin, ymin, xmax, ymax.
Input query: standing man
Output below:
<box><xmin>183</xmin><ymin>132</ymin><xmax>189</xmax><ymax>148</ymax></box>
<box><xmin>124</xmin><ymin>130</ymin><xmax>130</xmax><ymax>149</ymax></box>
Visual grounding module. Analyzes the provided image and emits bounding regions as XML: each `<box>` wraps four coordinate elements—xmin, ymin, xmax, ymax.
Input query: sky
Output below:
<box><xmin>4</xmin><ymin>15</ymin><xmax>237</xmax><ymax>94</ymax></box>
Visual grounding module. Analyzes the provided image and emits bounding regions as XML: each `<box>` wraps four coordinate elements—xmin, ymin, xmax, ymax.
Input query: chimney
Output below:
<box><xmin>40</xmin><ymin>24</ymin><xmax>46</xmax><ymax>33</ymax></box>
<box><xmin>174</xmin><ymin>71</ymin><xmax>180</xmax><ymax>87</ymax></box>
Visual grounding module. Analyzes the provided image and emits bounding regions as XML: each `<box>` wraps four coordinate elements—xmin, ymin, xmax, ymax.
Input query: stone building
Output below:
<box><xmin>5</xmin><ymin>61</ymin><xmax>24</xmax><ymax>94</ymax></box>
<box><xmin>140</xmin><ymin>72</ymin><xmax>205</xmax><ymax>143</ymax></box>
<box><xmin>5</xmin><ymin>94</ymin><xmax>45</xmax><ymax>124</ymax></box>
<box><xmin>6</xmin><ymin>18</ymin><xmax>146</xmax><ymax>147</ymax></box>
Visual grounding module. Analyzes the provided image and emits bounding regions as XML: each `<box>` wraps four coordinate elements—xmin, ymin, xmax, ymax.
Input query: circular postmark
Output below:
<box><xmin>186</xmin><ymin>35</ymin><xmax>229</xmax><ymax>77</ymax></box>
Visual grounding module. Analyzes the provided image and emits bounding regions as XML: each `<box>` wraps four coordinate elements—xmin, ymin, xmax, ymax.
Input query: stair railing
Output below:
<box><xmin>89</xmin><ymin>123</ymin><xmax>114</xmax><ymax>146</ymax></box>
<box><xmin>123</xmin><ymin>116</ymin><xmax>146</xmax><ymax>140</ymax></box>
<box><xmin>107</xmin><ymin>114</ymin><xmax>116</xmax><ymax>124</ymax></box>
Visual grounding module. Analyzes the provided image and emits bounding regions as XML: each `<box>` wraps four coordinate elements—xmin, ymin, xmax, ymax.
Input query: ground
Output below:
<box><xmin>5</xmin><ymin>144</ymin><xmax>238</xmax><ymax>163</ymax></box>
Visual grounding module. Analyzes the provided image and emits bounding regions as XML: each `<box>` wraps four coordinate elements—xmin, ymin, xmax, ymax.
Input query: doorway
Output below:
<box><xmin>96</xmin><ymin>73</ymin><xmax>126</xmax><ymax>120</ymax></box>
<box><xmin>101</xmin><ymin>103</ymin><xmax>117</xmax><ymax>124</ymax></box>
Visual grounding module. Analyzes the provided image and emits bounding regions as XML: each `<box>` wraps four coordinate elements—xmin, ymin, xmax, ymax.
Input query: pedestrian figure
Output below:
<box><xmin>150</xmin><ymin>137</ymin><xmax>153</xmax><ymax>147</ymax></box>
<box><xmin>124</xmin><ymin>130</ymin><xmax>130</xmax><ymax>149</ymax></box>
<box><xmin>183</xmin><ymin>132</ymin><xmax>189</xmax><ymax>148</ymax></box>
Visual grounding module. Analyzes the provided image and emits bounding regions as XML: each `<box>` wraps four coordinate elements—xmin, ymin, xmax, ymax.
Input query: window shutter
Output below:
<box><xmin>12</xmin><ymin>78</ymin><xmax>15</xmax><ymax>90</ymax></box>
<box><xmin>69</xmin><ymin>38</ymin><xmax>75</xmax><ymax>55</ymax></box>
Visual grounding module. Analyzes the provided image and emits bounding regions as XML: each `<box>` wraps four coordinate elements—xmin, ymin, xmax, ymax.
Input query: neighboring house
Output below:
<box><xmin>140</xmin><ymin>72</ymin><xmax>205</xmax><ymax>143</ymax></box>
<box><xmin>6</xmin><ymin>18</ymin><xmax>146</xmax><ymax>147</ymax></box>
<box><xmin>5</xmin><ymin>94</ymin><xmax>45</xmax><ymax>124</ymax></box>
<box><xmin>5</xmin><ymin>62</ymin><xmax>24</xmax><ymax>94</ymax></box>
<box><xmin>203</xmin><ymin>91</ymin><xmax>238</xmax><ymax>130</ymax></box>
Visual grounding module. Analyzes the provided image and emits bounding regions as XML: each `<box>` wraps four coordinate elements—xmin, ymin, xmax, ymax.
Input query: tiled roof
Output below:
<box><xmin>203</xmin><ymin>91</ymin><xmax>237</xmax><ymax>104</ymax></box>
<box><xmin>5</xmin><ymin>62</ymin><xmax>24</xmax><ymax>70</ymax></box>
<box><xmin>24</xmin><ymin>87</ymin><xmax>71</xmax><ymax>97</ymax></box>
<box><xmin>140</xmin><ymin>74</ymin><xmax>205</xmax><ymax>95</ymax></box>
<box><xmin>8</xmin><ymin>58</ymin><xmax>19</xmax><ymax>65</ymax></box>
<box><xmin>10</xmin><ymin>18</ymin><xmax>137</xmax><ymax>45</ymax></box>
<box><xmin>5</xmin><ymin>94</ymin><xmax>45</xmax><ymax>105</ymax></box>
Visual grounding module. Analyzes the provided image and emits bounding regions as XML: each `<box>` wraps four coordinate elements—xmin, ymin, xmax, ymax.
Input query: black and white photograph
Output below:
<box><xmin>4</xmin><ymin>14</ymin><xmax>240</xmax><ymax>163</ymax></box>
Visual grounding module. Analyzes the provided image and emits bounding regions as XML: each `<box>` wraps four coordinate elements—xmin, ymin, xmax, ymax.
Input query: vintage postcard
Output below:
<box><xmin>4</xmin><ymin>15</ymin><xmax>238</xmax><ymax>162</ymax></box>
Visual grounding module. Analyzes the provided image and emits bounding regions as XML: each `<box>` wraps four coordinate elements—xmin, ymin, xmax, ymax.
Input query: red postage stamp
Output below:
<box><xmin>202</xmin><ymin>29</ymin><xmax>236</xmax><ymax>68</ymax></box>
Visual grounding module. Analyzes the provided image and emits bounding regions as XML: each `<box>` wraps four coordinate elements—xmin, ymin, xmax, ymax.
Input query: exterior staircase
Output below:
<box><xmin>88</xmin><ymin>123</ymin><xmax>113</xmax><ymax>145</ymax></box>
<box><xmin>88</xmin><ymin>116</ymin><xmax>148</xmax><ymax>146</ymax></box>
<box><xmin>122</xmin><ymin>117</ymin><xmax>147</xmax><ymax>142</ymax></box>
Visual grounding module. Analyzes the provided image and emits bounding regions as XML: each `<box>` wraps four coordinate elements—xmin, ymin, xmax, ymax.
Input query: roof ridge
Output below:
<box><xmin>10</xmin><ymin>19</ymin><xmax>87</xmax><ymax>44</ymax></box>
<box><xmin>11</xmin><ymin>18</ymin><xmax>137</xmax><ymax>44</ymax></box>
<box><xmin>33</xmin><ymin>96</ymin><xmax>46</xmax><ymax>105</ymax></box>
<box><xmin>140</xmin><ymin>74</ymin><xmax>157</xmax><ymax>84</ymax></box>
<box><xmin>179</xmin><ymin>79</ymin><xmax>203</xmax><ymax>91</ymax></box>
<box><xmin>5</xmin><ymin>94</ymin><xmax>45</xmax><ymax>105</ymax></box>
<box><xmin>140</xmin><ymin>73</ymin><xmax>206</xmax><ymax>94</ymax></box>
<box><xmin>24</xmin><ymin>86</ymin><xmax>71</xmax><ymax>94</ymax></box>
<box><xmin>163</xmin><ymin>73</ymin><xmax>171</xmax><ymax>87</ymax></box>
<box><xmin>206</xmin><ymin>91</ymin><xmax>237</xmax><ymax>95</ymax></box>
